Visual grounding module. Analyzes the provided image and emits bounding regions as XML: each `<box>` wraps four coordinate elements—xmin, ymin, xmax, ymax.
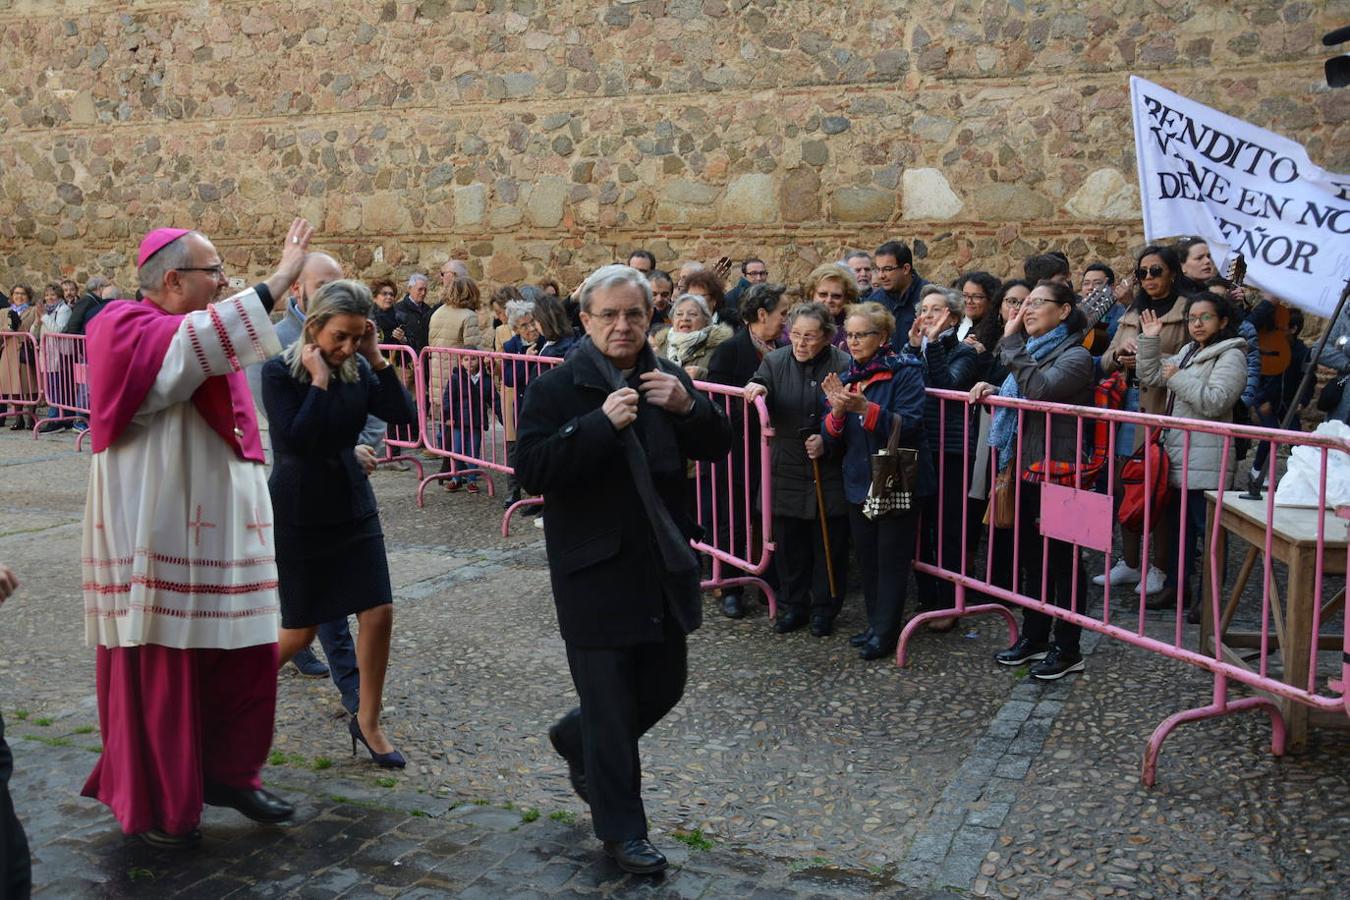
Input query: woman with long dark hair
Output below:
<box><xmin>1096</xmin><ymin>245</ymin><xmax>1188</xmax><ymax>600</ymax></box>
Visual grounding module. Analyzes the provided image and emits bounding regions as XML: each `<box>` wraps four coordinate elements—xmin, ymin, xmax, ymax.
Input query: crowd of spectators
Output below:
<box><xmin>3</xmin><ymin>236</ymin><xmax>1343</xmax><ymax>681</ymax></box>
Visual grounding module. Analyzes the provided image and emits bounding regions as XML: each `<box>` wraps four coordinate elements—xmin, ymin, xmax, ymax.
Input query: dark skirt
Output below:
<box><xmin>276</xmin><ymin>513</ymin><xmax>393</xmax><ymax>629</ymax></box>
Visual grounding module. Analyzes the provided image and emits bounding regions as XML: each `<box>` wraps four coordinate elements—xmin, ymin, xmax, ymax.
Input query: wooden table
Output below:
<box><xmin>1200</xmin><ymin>490</ymin><xmax>1348</xmax><ymax>751</ymax></box>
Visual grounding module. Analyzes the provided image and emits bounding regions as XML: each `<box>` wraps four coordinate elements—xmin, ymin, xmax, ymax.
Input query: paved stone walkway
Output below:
<box><xmin>1</xmin><ymin>430</ymin><xmax>1348</xmax><ymax>897</ymax></box>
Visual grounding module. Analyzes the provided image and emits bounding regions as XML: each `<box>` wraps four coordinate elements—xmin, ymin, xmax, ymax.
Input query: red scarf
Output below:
<box><xmin>87</xmin><ymin>300</ymin><xmax>263</xmax><ymax>462</ymax></box>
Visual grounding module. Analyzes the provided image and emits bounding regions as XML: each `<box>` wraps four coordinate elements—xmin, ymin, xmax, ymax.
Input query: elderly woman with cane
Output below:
<box><xmin>744</xmin><ymin>302</ymin><xmax>851</xmax><ymax>637</ymax></box>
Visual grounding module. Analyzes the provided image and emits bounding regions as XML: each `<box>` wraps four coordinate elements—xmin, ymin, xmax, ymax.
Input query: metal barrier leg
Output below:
<box><xmin>1140</xmin><ymin>674</ymin><xmax>1287</xmax><ymax>787</ymax></box>
<box><xmin>501</xmin><ymin>498</ymin><xmax>544</xmax><ymax>537</ymax></box>
<box><xmin>896</xmin><ymin>602</ymin><xmax>1019</xmax><ymax>668</ymax></box>
<box><xmin>699</xmin><ymin>574</ymin><xmax>777</xmax><ymax>619</ymax></box>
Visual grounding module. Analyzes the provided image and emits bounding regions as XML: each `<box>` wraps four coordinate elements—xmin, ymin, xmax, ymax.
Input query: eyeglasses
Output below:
<box><xmin>589</xmin><ymin>308</ymin><xmax>648</xmax><ymax>326</ymax></box>
<box><xmin>876</xmin><ymin>265</ymin><xmax>904</xmax><ymax>275</ymax></box>
<box><xmin>1022</xmin><ymin>297</ymin><xmax>1060</xmax><ymax>310</ymax></box>
<box><xmin>789</xmin><ymin>331</ymin><xmax>823</xmax><ymax>342</ymax></box>
<box><xmin>175</xmin><ymin>265</ymin><xmax>226</xmax><ymax>279</ymax></box>
<box><xmin>844</xmin><ymin>330</ymin><xmax>880</xmax><ymax>341</ymax></box>
<box><xmin>745</xmin><ymin>270</ymin><xmax>768</xmax><ymax>279</ymax></box>
<box><xmin>1134</xmin><ymin>265</ymin><xmax>1167</xmax><ymax>280</ymax></box>
<box><xmin>377</xmin><ymin>289</ymin><xmax>396</xmax><ymax>297</ymax></box>
<box><xmin>1002</xmin><ymin>297</ymin><xmax>1024</xmax><ymax>308</ymax></box>
<box><xmin>962</xmin><ymin>292</ymin><xmax>987</xmax><ymax>302</ymax></box>
<box><xmin>1186</xmin><ymin>313</ymin><xmax>1218</xmax><ymax>325</ymax></box>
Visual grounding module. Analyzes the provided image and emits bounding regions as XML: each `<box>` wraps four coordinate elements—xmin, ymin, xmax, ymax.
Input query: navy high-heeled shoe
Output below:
<box><xmin>349</xmin><ymin>715</ymin><xmax>406</xmax><ymax>769</ymax></box>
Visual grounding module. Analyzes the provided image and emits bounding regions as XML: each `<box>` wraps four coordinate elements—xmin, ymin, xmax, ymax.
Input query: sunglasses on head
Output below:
<box><xmin>1134</xmin><ymin>265</ymin><xmax>1167</xmax><ymax>280</ymax></box>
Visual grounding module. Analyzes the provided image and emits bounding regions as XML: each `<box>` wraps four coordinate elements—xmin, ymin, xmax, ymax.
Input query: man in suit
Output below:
<box><xmin>516</xmin><ymin>264</ymin><xmax>731</xmax><ymax>875</ymax></box>
<box><xmin>0</xmin><ymin>564</ymin><xmax>30</xmax><ymax>899</ymax></box>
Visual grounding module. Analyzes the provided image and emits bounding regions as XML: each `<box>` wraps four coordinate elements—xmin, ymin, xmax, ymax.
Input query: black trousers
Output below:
<box><xmin>1016</xmin><ymin>482</ymin><xmax>1086</xmax><ymax>654</ymax></box>
<box><xmin>553</xmin><ymin>616</ymin><xmax>687</xmax><ymax>842</ymax></box>
<box><xmin>847</xmin><ymin>504</ymin><xmax>917</xmax><ymax>643</ymax></box>
<box><xmin>0</xmin><ymin>713</ymin><xmax>31</xmax><ymax>900</ymax></box>
<box><xmin>773</xmin><ymin>514</ymin><xmax>847</xmax><ymax>617</ymax></box>
<box><xmin>916</xmin><ymin>454</ymin><xmax>970</xmax><ymax>610</ymax></box>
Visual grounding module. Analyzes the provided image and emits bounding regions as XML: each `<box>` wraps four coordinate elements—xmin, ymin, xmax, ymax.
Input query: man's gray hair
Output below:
<box><xmin>85</xmin><ymin>275</ymin><xmax>110</xmax><ymax>295</ymax></box>
<box><xmin>919</xmin><ymin>284</ymin><xmax>964</xmax><ymax>319</ymax></box>
<box><xmin>671</xmin><ymin>292</ymin><xmax>711</xmax><ymax>323</ymax></box>
<box><xmin>137</xmin><ymin>232</ymin><xmax>197</xmax><ymax>294</ymax></box>
<box><xmin>281</xmin><ymin>279</ymin><xmax>374</xmax><ymax>385</ymax></box>
<box><xmin>844</xmin><ymin>249</ymin><xmax>873</xmax><ymax>264</ymax></box>
<box><xmin>408</xmin><ymin>273</ymin><xmax>428</xmax><ymax>287</ymax></box>
<box><xmin>577</xmin><ymin>264</ymin><xmax>652</xmax><ymax>314</ymax></box>
<box><xmin>504</xmin><ymin>298</ymin><xmax>536</xmax><ymax>329</ymax></box>
<box><xmin>788</xmin><ymin>301</ymin><xmax>837</xmax><ymax>339</ymax></box>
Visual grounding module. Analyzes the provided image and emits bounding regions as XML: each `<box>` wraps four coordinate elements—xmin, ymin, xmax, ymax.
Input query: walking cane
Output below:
<box><xmin>800</xmin><ymin>427</ymin><xmax>838</xmax><ymax>598</ymax></box>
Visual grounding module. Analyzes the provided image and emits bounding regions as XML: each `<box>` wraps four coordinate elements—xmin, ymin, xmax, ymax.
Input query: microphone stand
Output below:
<box><xmin>1243</xmin><ymin>275</ymin><xmax>1350</xmax><ymax>498</ymax></box>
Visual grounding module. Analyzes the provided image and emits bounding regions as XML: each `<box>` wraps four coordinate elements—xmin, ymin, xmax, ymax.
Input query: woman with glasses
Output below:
<box><xmin>969</xmin><ymin>281</ymin><xmax>1095</xmax><ymax>680</ymax></box>
<box><xmin>1</xmin><ymin>285</ymin><xmax>40</xmax><ymax>431</ymax></box>
<box><xmin>802</xmin><ymin>263</ymin><xmax>861</xmax><ymax>348</ymax></box>
<box><xmin>954</xmin><ymin>271</ymin><xmax>1002</xmax><ymax>351</ymax></box>
<box><xmin>369</xmin><ymin>278</ymin><xmax>402</xmax><ymax>344</ymax></box>
<box><xmin>742</xmin><ymin>302</ymin><xmax>851</xmax><ymax>636</ymax></box>
<box><xmin>651</xmin><ymin>293</ymin><xmax>732</xmax><ymax>381</ymax></box>
<box><xmin>1136</xmin><ymin>293</ymin><xmax>1248</xmax><ymax>622</ymax></box>
<box><xmin>1097</xmin><ymin>246</ymin><xmax>1190</xmax><ymax>601</ymax></box>
<box><xmin>821</xmin><ymin>301</ymin><xmax>932</xmax><ymax>661</ymax></box>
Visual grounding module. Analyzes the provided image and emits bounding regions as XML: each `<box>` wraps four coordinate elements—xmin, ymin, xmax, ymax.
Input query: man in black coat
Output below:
<box><xmin>866</xmin><ymin>239</ymin><xmax>928</xmax><ymax>342</ymax></box>
<box><xmin>516</xmin><ymin>264</ymin><xmax>731</xmax><ymax>875</ymax></box>
<box><xmin>0</xmin><ymin>564</ymin><xmax>30</xmax><ymax>900</ymax></box>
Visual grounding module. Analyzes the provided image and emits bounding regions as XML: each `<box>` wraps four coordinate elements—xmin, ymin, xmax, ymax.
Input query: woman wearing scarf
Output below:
<box><xmin>651</xmin><ymin>294</ymin><xmax>733</xmax><ymax>381</ymax></box>
<box><xmin>1</xmin><ymin>284</ymin><xmax>40</xmax><ymax>431</ymax></box>
<box><xmin>970</xmin><ymin>280</ymin><xmax>1094</xmax><ymax>681</ymax></box>
<box><xmin>821</xmin><ymin>301</ymin><xmax>932</xmax><ymax>661</ymax></box>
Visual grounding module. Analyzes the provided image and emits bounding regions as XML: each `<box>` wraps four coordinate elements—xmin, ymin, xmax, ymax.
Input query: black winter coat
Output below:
<box><xmin>394</xmin><ymin>296</ymin><xmax>435</xmax><ymax>353</ymax></box>
<box><xmin>904</xmin><ymin>330</ymin><xmax>982</xmax><ymax>456</ymax></box>
<box><xmin>515</xmin><ymin>343</ymin><xmax>732</xmax><ymax>648</ymax></box>
<box><xmin>749</xmin><ymin>344</ymin><xmax>851</xmax><ymax>519</ymax></box>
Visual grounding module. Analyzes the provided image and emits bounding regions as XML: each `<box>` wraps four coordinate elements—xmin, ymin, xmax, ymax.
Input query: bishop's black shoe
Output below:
<box><xmin>203</xmin><ymin>782</ymin><xmax>294</xmax><ymax>824</ymax></box>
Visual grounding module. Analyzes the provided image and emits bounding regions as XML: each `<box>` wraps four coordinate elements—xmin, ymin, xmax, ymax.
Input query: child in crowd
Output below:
<box><xmin>442</xmin><ymin>356</ymin><xmax>498</xmax><ymax>494</ymax></box>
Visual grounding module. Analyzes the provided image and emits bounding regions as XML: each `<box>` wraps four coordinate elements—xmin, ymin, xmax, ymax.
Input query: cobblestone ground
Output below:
<box><xmin>0</xmin><ymin>430</ymin><xmax>1347</xmax><ymax>898</ymax></box>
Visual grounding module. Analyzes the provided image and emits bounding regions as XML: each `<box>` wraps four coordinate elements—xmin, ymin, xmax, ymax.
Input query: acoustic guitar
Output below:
<box><xmin>1227</xmin><ymin>253</ymin><xmax>1293</xmax><ymax>376</ymax></box>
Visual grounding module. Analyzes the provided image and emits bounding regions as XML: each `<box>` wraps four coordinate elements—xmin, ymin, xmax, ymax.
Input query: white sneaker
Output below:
<box><xmin>1139</xmin><ymin>565</ymin><xmax>1165</xmax><ymax>595</ymax></box>
<box><xmin>532</xmin><ymin>516</ymin><xmax>544</xmax><ymax>529</ymax></box>
<box><xmin>1093</xmin><ymin>560</ymin><xmax>1141</xmax><ymax>586</ymax></box>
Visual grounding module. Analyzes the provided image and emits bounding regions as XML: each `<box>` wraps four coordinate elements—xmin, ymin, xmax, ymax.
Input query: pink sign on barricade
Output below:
<box><xmin>0</xmin><ymin>330</ymin><xmax>43</xmax><ymax>423</ymax></box>
<box><xmin>691</xmin><ymin>381</ymin><xmax>777</xmax><ymax>616</ymax></box>
<box><xmin>417</xmin><ymin>345</ymin><xmax>560</xmax><ymax>534</ymax></box>
<box><xmin>37</xmin><ymin>332</ymin><xmax>90</xmax><ymax>451</ymax></box>
<box><xmin>907</xmin><ymin>386</ymin><xmax>1350</xmax><ymax>785</ymax></box>
<box><xmin>375</xmin><ymin>343</ymin><xmax>426</xmax><ymax>480</ymax></box>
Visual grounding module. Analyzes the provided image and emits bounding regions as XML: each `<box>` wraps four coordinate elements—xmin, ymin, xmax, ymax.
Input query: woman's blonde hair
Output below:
<box><xmin>803</xmin><ymin>263</ymin><xmax>859</xmax><ymax>306</ymax></box>
<box><xmin>842</xmin><ymin>301</ymin><xmax>896</xmax><ymax>340</ymax></box>
<box><xmin>445</xmin><ymin>275</ymin><xmax>481</xmax><ymax>310</ymax></box>
<box><xmin>281</xmin><ymin>279</ymin><xmax>373</xmax><ymax>385</ymax></box>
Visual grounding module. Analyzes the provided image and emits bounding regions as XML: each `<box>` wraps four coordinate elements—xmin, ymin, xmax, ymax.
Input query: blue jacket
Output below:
<box><xmin>821</xmin><ymin>353</ymin><xmax>934</xmax><ymax>505</ymax></box>
<box><xmin>865</xmin><ymin>275</ymin><xmax>929</xmax><ymax>346</ymax></box>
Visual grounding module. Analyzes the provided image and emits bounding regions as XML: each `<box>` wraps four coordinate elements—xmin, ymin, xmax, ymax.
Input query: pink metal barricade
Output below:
<box><xmin>418</xmin><ymin>346</ymin><xmax>560</xmax><ymax>533</ymax></box>
<box><xmin>37</xmin><ymin>332</ymin><xmax>90</xmax><ymax>450</ymax></box>
<box><xmin>374</xmin><ymin>343</ymin><xmax>426</xmax><ymax>480</ymax></box>
<box><xmin>904</xmin><ymin>386</ymin><xmax>1350</xmax><ymax>785</ymax></box>
<box><xmin>0</xmin><ymin>330</ymin><xmax>43</xmax><ymax>422</ymax></box>
<box><xmin>692</xmin><ymin>381</ymin><xmax>778</xmax><ymax>616</ymax></box>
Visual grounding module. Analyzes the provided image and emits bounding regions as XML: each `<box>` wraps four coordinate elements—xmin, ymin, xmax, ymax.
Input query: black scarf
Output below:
<box><xmin>574</xmin><ymin>336</ymin><xmax>697</xmax><ymax>575</ymax></box>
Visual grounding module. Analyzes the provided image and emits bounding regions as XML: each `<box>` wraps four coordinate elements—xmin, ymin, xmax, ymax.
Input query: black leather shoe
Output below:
<box><xmin>994</xmin><ymin>636</ymin><xmax>1051</xmax><ymax>666</ymax></box>
<box><xmin>774</xmin><ymin>610</ymin><xmax>808</xmax><ymax>634</ymax></box>
<box><xmin>548</xmin><ymin>724</ymin><xmax>588</xmax><ymax>804</ymax></box>
<box><xmin>858</xmin><ymin>635</ymin><xmax>897</xmax><ymax>661</ymax></box>
<box><xmin>720</xmin><ymin>592</ymin><xmax>745</xmax><ymax>619</ymax></box>
<box><xmin>849</xmin><ymin>626</ymin><xmax>874</xmax><ymax>647</ymax></box>
<box><xmin>809</xmin><ymin>614</ymin><xmax>834</xmax><ymax>637</ymax></box>
<box><xmin>137</xmin><ymin>828</ymin><xmax>202</xmax><ymax>849</ymax></box>
<box><xmin>202</xmin><ymin>783</ymin><xmax>294</xmax><ymax>824</ymax></box>
<box><xmin>604</xmin><ymin>838</ymin><xmax>668</xmax><ymax>875</ymax></box>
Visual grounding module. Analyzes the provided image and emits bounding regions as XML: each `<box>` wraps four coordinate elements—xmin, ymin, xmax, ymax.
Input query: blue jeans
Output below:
<box><xmin>316</xmin><ymin>619</ymin><xmax>360</xmax><ymax>715</ymax></box>
<box><xmin>451</xmin><ymin>428</ymin><xmax>483</xmax><ymax>481</ymax></box>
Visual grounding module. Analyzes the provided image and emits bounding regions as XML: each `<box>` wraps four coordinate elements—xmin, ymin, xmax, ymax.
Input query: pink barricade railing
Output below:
<box><xmin>0</xmin><ymin>330</ymin><xmax>43</xmax><ymax>420</ymax></box>
<box><xmin>375</xmin><ymin>343</ymin><xmax>426</xmax><ymax>480</ymax></box>
<box><xmin>906</xmin><ymin>386</ymin><xmax>1350</xmax><ymax>785</ymax></box>
<box><xmin>37</xmin><ymin>332</ymin><xmax>90</xmax><ymax>450</ymax></box>
<box><xmin>418</xmin><ymin>346</ymin><xmax>561</xmax><ymax>533</ymax></box>
<box><xmin>691</xmin><ymin>381</ymin><xmax>777</xmax><ymax>615</ymax></box>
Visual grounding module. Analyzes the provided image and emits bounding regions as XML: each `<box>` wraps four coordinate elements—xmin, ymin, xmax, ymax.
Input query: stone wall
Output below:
<box><xmin>0</xmin><ymin>0</ymin><xmax>1346</xmax><ymax>295</ymax></box>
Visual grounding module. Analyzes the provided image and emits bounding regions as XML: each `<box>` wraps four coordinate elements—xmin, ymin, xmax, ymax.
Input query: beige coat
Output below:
<box><xmin>0</xmin><ymin>305</ymin><xmax>40</xmax><ymax>397</ymax></box>
<box><xmin>1137</xmin><ymin>335</ymin><xmax>1248</xmax><ymax>490</ymax></box>
<box><xmin>651</xmin><ymin>323</ymin><xmax>733</xmax><ymax>381</ymax></box>
<box><xmin>427</xmin><ymin>304</ymin><xmax>486</xmax><ymax>411</ymax></box>
<box><xmin>1100</xmin><ymin>295</ymin><xmax>1188</xmax><ymax>448</ymax></box>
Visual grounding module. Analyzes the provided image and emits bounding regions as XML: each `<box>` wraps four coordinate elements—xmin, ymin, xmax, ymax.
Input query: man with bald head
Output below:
<box><xmin>81</xmin><ymin>221</ymin><xmax>314</xmax><ymax>848</ymax></box>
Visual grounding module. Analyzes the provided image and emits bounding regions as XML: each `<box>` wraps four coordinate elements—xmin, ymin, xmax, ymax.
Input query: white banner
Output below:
<box><xmin>1130</xmin><ymin>75</ymin><xmax>1350</xmax><ymax>317</ymax></box>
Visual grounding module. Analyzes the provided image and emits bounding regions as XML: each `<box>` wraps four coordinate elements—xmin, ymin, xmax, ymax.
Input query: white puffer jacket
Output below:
<box><xmin>1137</xmin><ymin>334</ymin><xmax>1248</xmax><ymax>490</ymax></box>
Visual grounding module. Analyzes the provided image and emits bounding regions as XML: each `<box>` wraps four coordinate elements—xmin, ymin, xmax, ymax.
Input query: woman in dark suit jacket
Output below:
<box><xmin>704</xmin><ymin>283</ymin><xmax>790</xmax><ymax>618</ymax></box>
<box><xmin>262</xmin><ymin>280</ymin><xmax>416</xmax><ymax>769</ymax></box>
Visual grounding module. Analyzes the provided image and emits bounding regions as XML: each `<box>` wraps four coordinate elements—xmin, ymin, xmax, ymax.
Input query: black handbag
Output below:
<box><xmin>862</xmin><ymin>417</ymin><xmax>918</xmax><ymax>519</ymax></box>
<box><xmin>1317</xmin><ymin>372</ymin><xmax>1348</xmax><ymax>414</ymax></box>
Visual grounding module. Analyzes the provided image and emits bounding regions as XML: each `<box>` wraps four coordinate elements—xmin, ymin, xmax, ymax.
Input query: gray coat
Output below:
<box><xmin>1137</xmin><ymin>335</ymin><xmax>1248</xmax><ymax>490</ymax></box>
<box><xmin>750</xmin><ymin>344</ymin><xmax>851</xmax><ymax>519</ymax></box>
<box><xmin>997</xmin><ymin>330</ymin><xmax>1095</xmax><ymax>474</ymax></box>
